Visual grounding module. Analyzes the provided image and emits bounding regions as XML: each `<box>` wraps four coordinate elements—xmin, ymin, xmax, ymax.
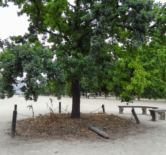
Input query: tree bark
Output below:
<box><xmin>71</xmin><ymin>79</ymin><xmax>80</xmax><ymax>118</ymax></box>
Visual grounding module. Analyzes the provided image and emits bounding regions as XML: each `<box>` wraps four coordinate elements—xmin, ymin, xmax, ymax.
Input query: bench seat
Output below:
<box><xmin>149</xmin><ymin>109</ymin><xmax>166</xmax><ymax>121</ymax></box>
<box><xmin>118</xmin><ymin>105</ymin><xmax>158</xmax><ymax>115</ymax></box>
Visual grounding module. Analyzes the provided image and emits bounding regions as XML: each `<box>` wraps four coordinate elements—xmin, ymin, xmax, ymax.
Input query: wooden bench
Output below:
<box><xmin>149</xmin><ymin>109</ymin><xmax>166</xmax><ymax>121</ymax></box>
<box><xmin>118</xmin><ymin>105</ymin><xmax>158</xmax><ymax>115</ymax></box>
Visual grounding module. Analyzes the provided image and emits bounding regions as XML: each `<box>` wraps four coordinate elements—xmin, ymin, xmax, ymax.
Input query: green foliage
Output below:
<box><xmin>0</xmin><ymin>43</ymin><xmax>60</xmax><ymax>100</ymax></box>
<box><xmin>0</xmin><ymin>0</ymin><xmax>163</xmax><ymax>105</ymax></box>
<box><xmin>140</xmin><ymin>3</ymin><xmax>166</xmax><ymax>99</ymax></box>
<box><xmin>141</xmin><ymin>43</ymin><xmax>166</xmax><ymax>99</ymax></box>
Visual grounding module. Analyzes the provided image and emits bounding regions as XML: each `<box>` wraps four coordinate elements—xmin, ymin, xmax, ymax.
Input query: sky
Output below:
<box><xmin>0</xmin><ymin>4</ymin><xmax>29</xmax><ymax>40</ymax></box>
<box><xmin>0</xmin><ymin>0</ymin><xmax>165</xmax><ymax>40</ymax></box>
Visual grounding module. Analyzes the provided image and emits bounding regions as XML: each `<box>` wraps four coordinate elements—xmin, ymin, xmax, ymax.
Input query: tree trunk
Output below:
<box><xmin>71</xmin><ymin>79</ymin><xmax>80</xmax><ymax>118</ymax></box>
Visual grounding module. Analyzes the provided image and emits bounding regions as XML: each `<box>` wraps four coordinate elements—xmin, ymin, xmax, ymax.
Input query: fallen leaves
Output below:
<box><xmin>16</xmin><ymin>113</ymin><xmax>145</xmax><ymax>139</ymax></box>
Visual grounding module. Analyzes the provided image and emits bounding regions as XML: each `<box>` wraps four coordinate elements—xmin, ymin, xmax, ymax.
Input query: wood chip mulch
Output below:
<box><xmin>16</xmin><ymin>113</ymin><xmax>146</xmax><ymax>140</ymax></box>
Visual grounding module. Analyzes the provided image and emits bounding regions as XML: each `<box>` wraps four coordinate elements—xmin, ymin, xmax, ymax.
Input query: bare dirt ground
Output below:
<box><xmin>0</xmin><ymin>96</ymin><xmax>166</xmax><ymax>155</ymax></box>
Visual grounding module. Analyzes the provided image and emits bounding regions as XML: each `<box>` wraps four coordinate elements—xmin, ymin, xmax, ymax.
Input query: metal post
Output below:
<box><xmin>11</xmin><ymin>104</ymin><xmax>17</xmax><ymax>137</ymax></box>
<box><xmin>101</xmin><ymin>104</ymin><xmax>105</xmax><ymax>114</ymax></box>
<box><xmin>59</xmin><ymin>102</ymin><xmax>61</xmax><ymax>114</ymax></box>
<box><xmin>131</xmin><ymin>108</ymin><xmax>140</xmax><ymax>124</ymax></box>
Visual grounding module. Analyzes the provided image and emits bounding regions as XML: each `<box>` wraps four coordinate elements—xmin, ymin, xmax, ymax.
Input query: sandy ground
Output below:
<box><xmin>0</xmin><ymin>95</ymin><xmax>166</xmax><ymax>155</ymax></box>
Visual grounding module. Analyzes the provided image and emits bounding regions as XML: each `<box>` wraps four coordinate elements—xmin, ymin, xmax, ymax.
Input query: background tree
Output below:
<box><xmin>141</xmin><ymin>3</ymin><xmax>166</xmax><ymax>99</ymax></box>
<box><xmin>0</xmin><ymin>42</ymin><xmax>65</xmax><ymax>100</ymax></box>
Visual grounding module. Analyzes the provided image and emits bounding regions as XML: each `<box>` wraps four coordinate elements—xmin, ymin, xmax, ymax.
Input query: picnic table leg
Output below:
<box><xmin>142</xmin><ymin>108</ymin><xmax>147</xmax><ymax>115</ymax></box>
<box><xmin>150</xmin><ymin>110</ymin><xmax>156</xmax><ymax>121</ymax></box>
<box><xmin>119</xmin><ymin>107</ymin><xmax>123</xmax><ymax>114</ymax></box>
<box><xmin>158</xmin><ymin>112</ymin><xmax>165</xmax><ymax>120</ymax></box>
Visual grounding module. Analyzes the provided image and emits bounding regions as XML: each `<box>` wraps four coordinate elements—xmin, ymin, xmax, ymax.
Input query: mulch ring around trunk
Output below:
<box><xmin>16</xmin><ymin>113</ymin><xmax>147</xmax><ymax>140</ymax></box>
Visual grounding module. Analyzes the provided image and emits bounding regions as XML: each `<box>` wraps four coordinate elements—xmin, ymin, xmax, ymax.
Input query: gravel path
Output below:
<box><xmin>0</xmin><ymin>96</ymin><xmax>166</xmax><ymax>155</ymax></box>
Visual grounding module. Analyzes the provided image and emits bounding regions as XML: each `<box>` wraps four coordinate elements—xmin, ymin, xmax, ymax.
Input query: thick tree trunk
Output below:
<box><xmin>71</xmin><ymin>79</ymin><xmax>80</xmax><ymax>118</ymax></box>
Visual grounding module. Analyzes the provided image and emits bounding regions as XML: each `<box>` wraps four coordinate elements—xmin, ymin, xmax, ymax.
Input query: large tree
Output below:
<box><xmin>0</xmin><ymin>0</ymin><xmax>155</xmax><ymax>118</ymax></box>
